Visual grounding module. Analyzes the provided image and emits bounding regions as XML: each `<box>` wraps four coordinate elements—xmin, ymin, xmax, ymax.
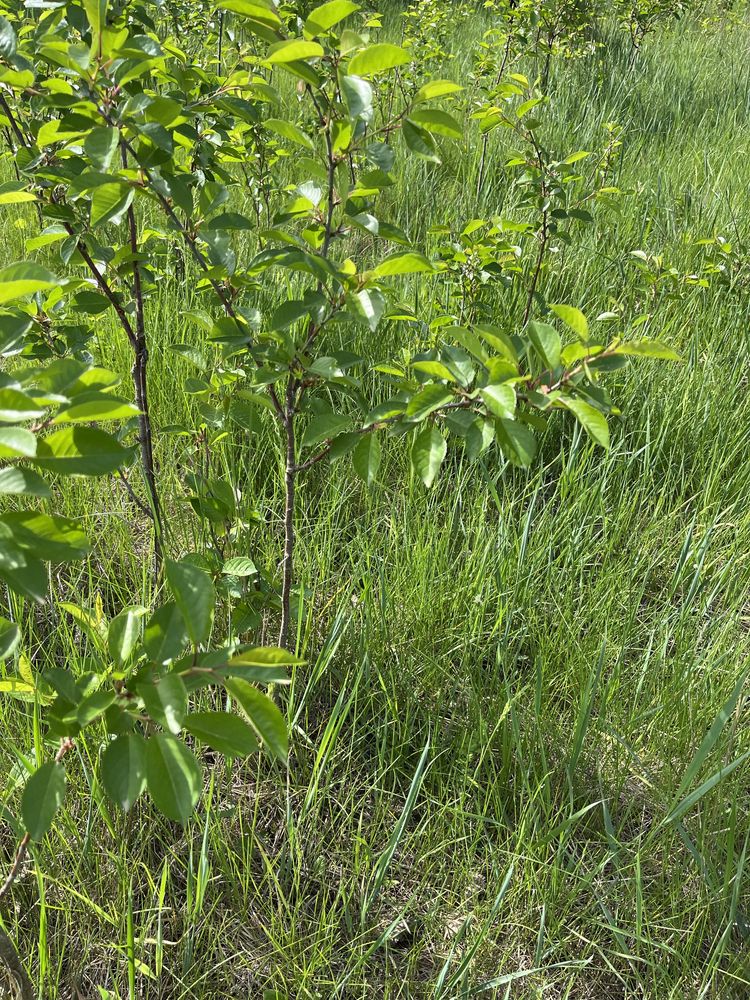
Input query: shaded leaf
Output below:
<box><xmin>166</xmin><ymin>559</ymin><xmax>215</xmax><ymax>646</ymax></box>
<box><xmin>411</xmin><ymin>426</ymin><xmax>446</xmax><ymax>487</ymax></box>
<box><xmin>496</xmin><ymin>419</ymin><xmax>537</xmax><ymax>467</ymax></box>
<box><xmin>101</xmin><ymin>733</ymin><xmax>147</xmax><ymax>812</ymax></box>
<box><xmin>22</xmin><ymin>762</ymin><xmax>65</xmax><ymax>840</ymax></box>
<box><xmin>137</xmin><ymin>674</ymin><xmax>188</xmax><ymax>735</ymax></box>
<box><xmin>353</xmin><ymin>434</ymin><xmax>380</xmax><ymax>489</ymax></box>
<box><xmin>185</xmin><ymin>711</ymin><xmax>259</xmax><ymax>757</ymax></box>
<box><xmin>559</xmin><ymin>397</ymin><xmax>609</xmax><ymax>448</ymax></box>
<box><xmin>145</xmin><ymin>734</ymin><xmax>202</xmax><ymax>824</ymax></box>
<box><xmin>225</xmin><ymin>678</ymin><xmax>288</xmax><ymax>761</ymax></box>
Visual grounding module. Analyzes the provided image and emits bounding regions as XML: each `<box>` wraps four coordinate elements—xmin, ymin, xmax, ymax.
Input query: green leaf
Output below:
<box><xmin>185</xmin><ymin>711</ymin><xmax>259</xmax><ymax>757</ymax></box>
<box><xmin>302</xmin><ymin>413</ymin><xmax>351</xmax><ymax>449</ymax></box>
<box><xmin>411</xmin><ymin>426</ymin><xmax>446</xmax><ymax>488</ymax></box>
<box><xmin>327</xmin><ymin>432</ymin><xmax>360</xmax><ymax>462</ymax></box>
<box><xmin>165</xmin><ymin>559</ymin><xmax>215</xmax><ymax>646</ymax></box>
<box><xmin>267</xmin><ymin>39</ymin><xmax>324</xmax><ymax>63</ymax></box>
<box><xmin>413</xmin><ymin>80</ymin><xmax>463</xmax><ymax>103</ymax></box>
<box><xmin>550</xmin><ymin>304</ymin><xmax>588</xmax><ymax>342</ymax></box>
<box><xmin>264</xmin><ymin>119</ymin><xmax>314</xmax><ymax>150</ymax></box>
<box><xmin>0</xmin><ymin>312</ymin><xmax>33</xmax><ymax>353</ymax></box>
<box><xmin>373</xmin><ymin>252</ymin><xmax>435</xmax><ymax>276</ymax></box>
<box><xmin>408</xmin><ymin>109</ymin><xmax>462</xmax><ymax>139</ymax></box>
<box><xmin>204</xmin><ymin>212</ymin><xmax>255</xmax><ymax>233</ymax></box>
<box><xmin>496</xmin><ymin>418</ymin><xmax>537</xmax><ymax>467</ymax></box>
<box><xmin>411</xmin><ymin>360</ymin><xmax>456</xmax><ymax>382</ymax></box>
<box><xmin>76</xmin><ymin>689</ymin><xmax>116</xmax><ymax>726</ymax></box>
<box><xmin>220</xmin><ymin>647</ymin><xmax>300</xmax><ymax>684</ymax></box>
<box><xmin>352</xmin><ymin>433</ymin><xmax>381</xmax><ymax>489</ymax></box>
<box><xmin>59</xmin><ymin>601</ymin><xmax>103</xmax><ymax>643</ymax></box>
<box><xmin>0</xmin><ymin>182</ymin><xmax>36</xmax><ymax>206</ymax></box>
<box><xmin>614</xmin><ymin>340</ymin><xmax>681</xmax><ymax>361</ymax></box>
<box><xmin>225</xmin><ymin>678</ymin><xmax>288</xmax><ymax>761</ymax></box>
<box><xmin>559</xmin><ymin>397</ymin><xmax>609</xmax><ymax>448</ymax></box>
<box><xmin>341</xmin><ymin>74</ymin><xmax>373</xmax><ymax>121</ymax></box>
<box><xmin>527</xmin><ymin>321</ymin><xmax>561</xmax><ymax>369</ymax></box>
<box><xmin>145</xmin><ymin>733</ymin><xmax>202</xmax><ymax>824</ymax></box>
<box><xmin>22</xmin><ymin>762</ymin><xmax>65</xmax><ymax>841</ymax></box>
<box><xmin>0</xmin><ymin>388</ymin><xmax>45</xmax><ymax>423</ymax></box>
<box><xmin>465</xmin><ymin>416</ymin><xmax>495</xmax><ymax>461</ymax></box>
<box><xmin>480</xmin><ymin>384</ymin><xmax>516</xmax><ymax>420</ymax></box>
<box><xmin>0</xmin><ymin>428</ymin><xmax>36</xmax><ymax>458</ymax></box>
<box><xmin>406</xmin><ymin>384</ymin><xmax>453</xmax><ymax>420</ymax></box>
<box><xmin>402</xmin><ymin>120</ymin><xmax>441</xmax><ymax>163</ymax></box>
<box><xmin>2</xmin><ymin>512</ymin><xmax>89</xmax><ymax>560</ymax></box>
<box><xmin>0</xmin><ymin>16</ymin><xmax>17</xmax><ymax>59</ymax></box>
<box><xmin>90</xmin><ymin>182</ymin><xmax>133</xmax><ymax>228</ymax></box>
<box><xmin>516</xmin><ymin>97</ymin><xmax>543</xmax><ymax>119</ymax></box>
<box><xmin>352</xmin><ymin>288</ymin><xmax>385</xmax><ymax>332</ymax></box>
<box><xmin>143</xmin><ymin>602</ymin><xmax>189</xmax><ymax>664</ymax></box>
<box><xmin>108</xmin><ymin>606</ymin><xmax>146</xmax><ymax>668</ymax></box>
<box><xmin>0</xmin><ymin>616</ymin><xmax>20</xmax><ymax>659</ymax></box>
<box><xmin>52</xmin><ymin>394</ymin><xmax>139</xmax><ymax>423</ymax></box>
<box><xmin>228</xmin><ymin>647</ymin><xmax>302</xmax><ymax>667</ymax></box>
<box><xmin>137</xmin><ymin>674</ymin><xmax>187</xmax><ymax>735</ymax></box>
<box><xmin>0</xmin><ymin>467</ymin><xmax>49</xmax><ymax>498</ymax></box>
<box><xmin>33</xmin><ymin>427</ymin><xmax>132</xmax><ymax>476</ymax></box>
<box><xmin>0</xmin><ymin>542</ymin><xmax>46</xmax><ymax>602</ymax></box>
<box><xmin>305</xmin><ymin>0</ymin><xmax>359</xmax><ymax>36</ymax></box>
<box><xmin>84</xmin><ymin>127</ymin><xmax>119</xmax><ymax>171</ymax></box>
<box><xmin>101</xmin><ymin>733</ymin><xmax>147</xmax><ymax>812</ymax></box>
<box><xmin>217</xmin><ymin>0</ymin><xmax>281</xmax><ymax>30</ymax></box>
<box><xmin>348</xmin><ymin>43</ymin><xmax>410</xmax><ymax>77</ymax></box>
<box><xmin>222</xmin><ymin>556</ymin><xmax>258</xmax><ymax>577</ymax></box>
<box><xmin>83</xmin><ymin>0</ymin><xmax>107</xmax><ymax>37</ymax></box>
<box><xmin>0</xmin><ymin>677</ymin><xmax>36</xmax><ymax>697</ymax></box>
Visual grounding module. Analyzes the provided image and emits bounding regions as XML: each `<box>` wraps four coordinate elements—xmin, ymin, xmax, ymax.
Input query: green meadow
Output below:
<box><xmin>2</xmin><ymin>1</ymin><xmax>750</xmax><ymax>996</ymax></box>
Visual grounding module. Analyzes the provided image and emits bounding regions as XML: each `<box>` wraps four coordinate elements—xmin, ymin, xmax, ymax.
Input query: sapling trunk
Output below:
<box><xmin>122</xmin><ymin>144</ymin><xmax>163</xmax><ymax>574</ymax></box>
<box><xmin>125</xmin><ymin>207</ymin><xmax>163</xmax><ymax>572</ymax></box>
<box><xmin>275</xmin><ymin>100</ymin><xmax>338</xmax><ymax>649</ymax></box>
<box><xmin>131</xmin><ymin>337</ymin><xmax>162</xmax><ymax>569</ymax></box>
<box><xmin>476</xmin><ymin>34</ymin><xmax>514</xmax><ymax>200</ymax></box>
<box><xmin>522</xmin><ymin>126</ymin><xmax>550</xmax><ymax>326</ymax></box>
<box><xmin>523</xmin><ymin>219</ymin><xmax>549</xmax><ymax>326</ymax></box>
<box><xmin>0</xmin><ymin>95</ymin><xmax>164</xmax><ymax>576</ymax></box>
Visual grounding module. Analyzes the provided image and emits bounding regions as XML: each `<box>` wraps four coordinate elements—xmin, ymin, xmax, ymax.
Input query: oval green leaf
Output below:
<box><xmin>145</xmin><ymin>733</ymin><xmax>202</xmax><ymax>825</ymax></box>
<box><xmin>22</xmin><ymin>761</ymin><xmax>66</xmax><ymax>841</ymax></box>
<box><xmin>101</xmin><ymin>733</ymin><xmax>147</xmax><ymax>812</ymax></box>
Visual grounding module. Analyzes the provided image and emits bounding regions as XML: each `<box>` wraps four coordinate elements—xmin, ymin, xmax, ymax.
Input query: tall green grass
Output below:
<box><xmin>3</xmin><ymin>7</ymin><xmax>750</xmax><ymax>997</ymax></box>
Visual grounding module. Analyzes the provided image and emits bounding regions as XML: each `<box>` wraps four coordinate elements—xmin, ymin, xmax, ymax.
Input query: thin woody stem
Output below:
<box><xmin>122</xmin><ymin>141</ymin><xmax>164</xmax><ymax>573</ymax></box>
<box><xmin>116</xmin><ymin>135</ymin><xmax>286</xmax><ymax>425</ymax></box>
<box><xmin>0</xmin><ymin>92</ymin><xmax>27</xmax><ymax>149</ymax></box>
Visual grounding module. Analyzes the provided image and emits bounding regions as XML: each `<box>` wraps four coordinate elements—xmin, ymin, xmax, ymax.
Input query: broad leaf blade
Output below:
<box><xmin>145</xmin><ymin>733</ymin><xmax>202</xmax><ymax>824</ymax></box>
<box><xmin>225</xmin><ymin>678</ymin><xmax>288</xmax><ymax>761</ymax></box>
<box><xmin>101</xmin><ymin>733</ymin><xmax>147</xmax><ymax>812</ymax></box>
<box><xmin>185</xmin><ymin>711</ymin><xmax>259</xmax><ymax>757</ymax></box>
<box><xmin>22</xmin><ymin>762</ymin><xmax>66</xmax><ymax>840</ymax></box>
